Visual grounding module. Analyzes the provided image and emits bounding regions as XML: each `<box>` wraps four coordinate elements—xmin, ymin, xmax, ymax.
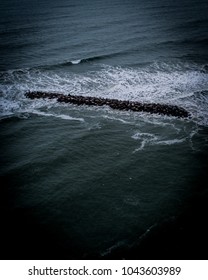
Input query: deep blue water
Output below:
<box><xmin>0</xmin><ymin>0</ymin><xmax>208</xmax><ymax>259</ymax></box>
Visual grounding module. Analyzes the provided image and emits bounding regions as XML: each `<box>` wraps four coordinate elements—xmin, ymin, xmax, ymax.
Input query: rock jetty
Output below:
<box><xmin>25</xmin><ymin>91</ymin><xmax>190</xmax><ymax>118</ymax></box>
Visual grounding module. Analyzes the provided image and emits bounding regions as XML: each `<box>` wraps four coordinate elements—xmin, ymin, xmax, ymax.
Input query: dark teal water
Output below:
<box><xmin>0</xmin><ymin>0</ymin><xmax>208</xmax><ymax>259</ymax></box>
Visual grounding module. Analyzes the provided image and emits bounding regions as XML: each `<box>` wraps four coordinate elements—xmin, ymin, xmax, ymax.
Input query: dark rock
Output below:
<box><xmin>25</xmin><ymin>91</ymin><xmax>190</xmax><ymax>118</ymax></box>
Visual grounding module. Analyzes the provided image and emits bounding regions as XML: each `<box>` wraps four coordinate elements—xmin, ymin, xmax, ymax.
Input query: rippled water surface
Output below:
<box><xmin>0</xmin><ymin>0</ymin><xmax>208</xmax><ymax>259</ymax></box>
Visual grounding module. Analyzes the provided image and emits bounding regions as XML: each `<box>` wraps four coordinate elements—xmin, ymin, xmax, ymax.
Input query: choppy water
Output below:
<box><xmin>1</xmin><ymin>0</ymin><xmax>208</xmax><ymax>259</ymax></box>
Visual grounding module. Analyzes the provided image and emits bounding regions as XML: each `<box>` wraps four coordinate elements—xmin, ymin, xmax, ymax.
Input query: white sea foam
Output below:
<box><xmin>132</xmin><ymin>132</ymin><xmax>159</xmax><ymax>152</ymax></box>
<box><xmin>133</xmin><ymin>139</ymin><xmax>147</xmax><ymax>152</ymax></box>
<box><xmin>102</xmin><ymin>114</ymin><xmax>133</xmax><ymax>124</ymax></box>
<box><xmin>143</xmin><ymin>118</ymin><xmax>182</xmax><ymax>133</ymax></box>
<box><xmin>28</xmin><ymin>109</ymin><xmax>84</xmax><ymax>122</ymax></box>
<box><xmin>0</xmin><ymin>97</ymin><xmax>21</xmax><ymax>118</ymax></box>
<box><xmin>156</xmin><ymin>138</ymin><xmax>186</xmax><ymax>145</ymax></box>
<box><xmin>131</xmin><ymin>132</ymin><xmax>158</xmax><ymax>141</ymax></box>
<box><xmin>71</xmin><ymin>59</ymin><xmax>81</xmax><ymax>65</ymax></box>
<box><xmin>131</xmin><ymin>129</ymin><xmax>189</xmax><ymax>152</ymax></box>
<box><xmin>0</xmin><ymin>62</ymin><xmax>208</xmax><ymax>126</ymax></box>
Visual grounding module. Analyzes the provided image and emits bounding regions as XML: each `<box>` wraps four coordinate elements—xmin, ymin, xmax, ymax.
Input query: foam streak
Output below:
<box><xmin>25</xmin><ymin>91</ymin><xmax>190</xmax><ymax>118</ymax></box>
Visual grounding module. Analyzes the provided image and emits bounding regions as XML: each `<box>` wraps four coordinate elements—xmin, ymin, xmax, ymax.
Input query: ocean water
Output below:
<box><xmin>0</xmin><ymin>0</ymin><xmax>208</xmax><ymax>259</ymax></box>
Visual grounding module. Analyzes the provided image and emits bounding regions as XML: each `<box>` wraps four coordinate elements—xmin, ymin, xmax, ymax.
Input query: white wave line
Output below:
<box><xmin>29</xmin><ymin>110</ymin><xmax>85</xmax><ymax>122</ymax></box>
<box><xmin>156</xmin><ymin>138</ymin><xmax>186</xmax><ymax>145</ymax></box>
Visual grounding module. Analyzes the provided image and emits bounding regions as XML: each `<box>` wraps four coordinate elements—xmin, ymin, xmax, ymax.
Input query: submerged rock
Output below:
<box><xmin>25</xmin><ymin>91</ymin><xmax>190</xmax><ymax>118</ymax></box>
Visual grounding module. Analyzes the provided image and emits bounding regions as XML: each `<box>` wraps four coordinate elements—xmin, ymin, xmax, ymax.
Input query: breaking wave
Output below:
<box><xmin>40</xmin><ymin>52</ymin><xmax>126</xmax><ymax>69</ymax></box>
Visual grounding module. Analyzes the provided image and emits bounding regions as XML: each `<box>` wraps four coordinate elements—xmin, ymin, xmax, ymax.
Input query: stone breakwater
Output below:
<box><xmin>25</xmin><ymin>91</ymin><xmax>190</xmax><ymax>118</ymax></box>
